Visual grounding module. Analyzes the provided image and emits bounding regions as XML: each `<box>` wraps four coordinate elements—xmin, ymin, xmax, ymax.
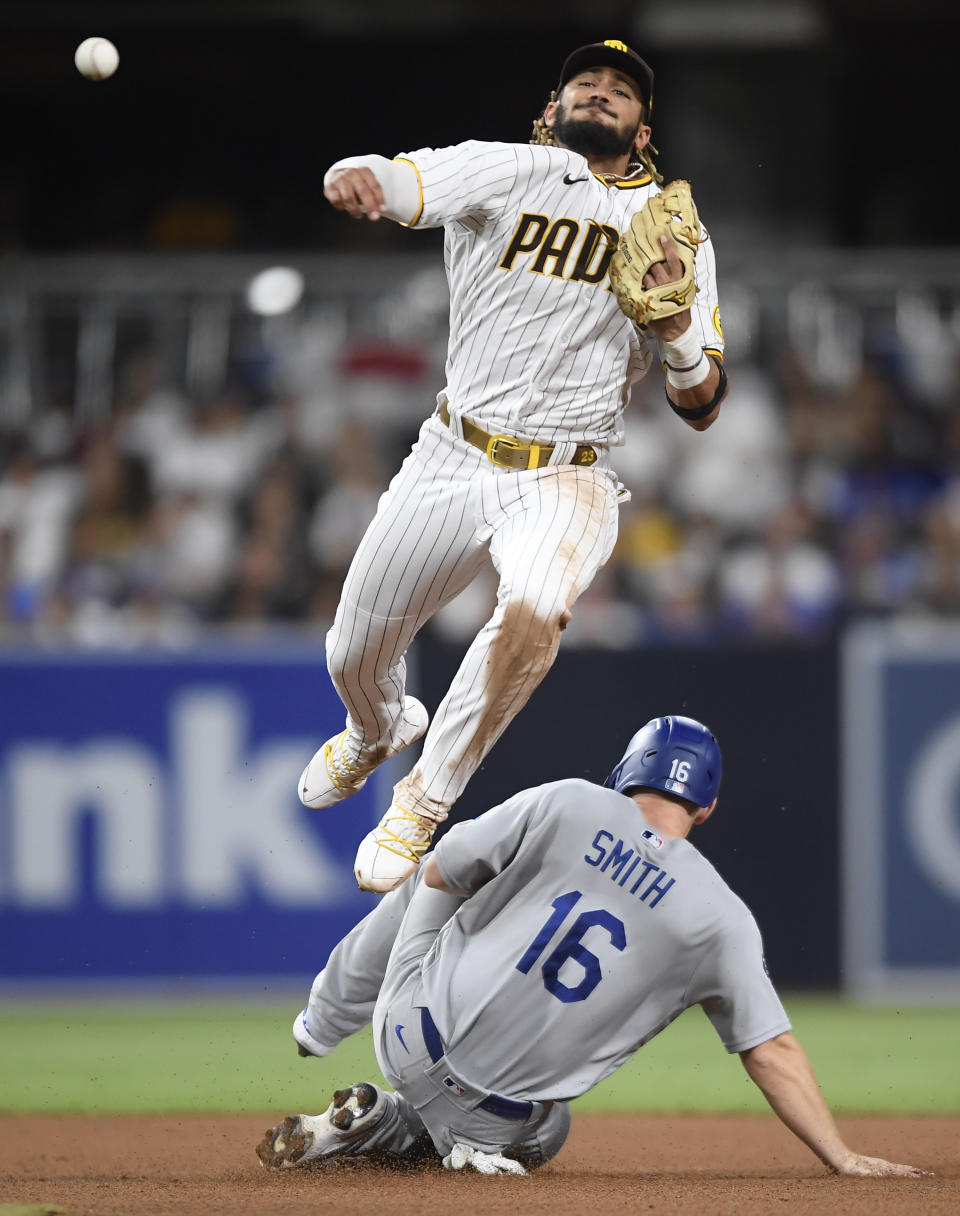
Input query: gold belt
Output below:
<box><xmin>437</xmin><ymin>402</ymin><xmax>598</xmax><ymax>471</ymax></box>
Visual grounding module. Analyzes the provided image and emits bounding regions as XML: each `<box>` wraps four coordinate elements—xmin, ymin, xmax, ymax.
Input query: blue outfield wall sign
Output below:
<box><xmin>0</xmin><ymin>645</ymin><xmax>399</xmax><ymax>983</ymax></box>
<box><xmin>842</xmin><ymin>623</ymin><xmax>960</xmax><ymax>1000</ymax></box>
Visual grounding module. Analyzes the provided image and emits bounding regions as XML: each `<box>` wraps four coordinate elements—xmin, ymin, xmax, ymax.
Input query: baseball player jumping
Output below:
<box><xmin>258</xmin><ymin>716</ymin><xmax>927</xmax><ymax>1179</ymax></box>
<box><xmin>305</xmin><ymin>40</ymin><xmax>729</xmax><ymax>893</ymax></box>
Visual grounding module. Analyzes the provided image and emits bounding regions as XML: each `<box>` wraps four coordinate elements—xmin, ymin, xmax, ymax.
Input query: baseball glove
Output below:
<box><xmin>608</xmin><ymin>179</ymin><xmax>703</xmax><ymax>326</ymax></box>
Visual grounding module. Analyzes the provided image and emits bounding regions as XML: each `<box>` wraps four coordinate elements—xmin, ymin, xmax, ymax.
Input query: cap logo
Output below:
<box><xmin>604</xmin><ymin>39</ymin><xmax>630</xmax><ymax>53</ymax></box>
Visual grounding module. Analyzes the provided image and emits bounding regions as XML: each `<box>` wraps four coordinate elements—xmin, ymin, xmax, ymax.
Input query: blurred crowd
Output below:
<box><xmin>1</xmin><ymin>311</ymin><xmax>959</xmax><ymax>649</ymax></box>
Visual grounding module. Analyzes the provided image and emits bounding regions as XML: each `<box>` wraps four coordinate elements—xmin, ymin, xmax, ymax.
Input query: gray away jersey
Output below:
<box><xmin>423</xmin><ymin>779</ymin><xmax>791</xmax><ymax>1101</ymax></box>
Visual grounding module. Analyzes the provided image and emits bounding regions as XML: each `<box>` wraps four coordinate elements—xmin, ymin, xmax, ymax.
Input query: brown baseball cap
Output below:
<box><xmin>557</xmin><ymin>39</ymin><xmax>654</xmax><ymax>113</ymax></box>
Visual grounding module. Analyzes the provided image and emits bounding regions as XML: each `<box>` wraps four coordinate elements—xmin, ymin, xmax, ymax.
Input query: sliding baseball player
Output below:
<box><xmin>261</xmin><ymin>716</ymin><xmax>927</xmax><ymax>1179</ymax></box>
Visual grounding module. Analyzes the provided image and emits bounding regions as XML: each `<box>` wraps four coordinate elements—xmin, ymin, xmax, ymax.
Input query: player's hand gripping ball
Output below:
<box><xmin>74</xmin><ymin>37</ymin><xmax>119</xmax><ymax>81</ymax></box>
<box><xmin>608</xmin><ymin>179</ymin><xmax>703</xmax><ymax>326</ymax></box>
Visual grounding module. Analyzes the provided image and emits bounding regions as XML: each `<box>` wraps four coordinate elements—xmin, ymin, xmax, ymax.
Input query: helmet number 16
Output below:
<box><xmin>670</xmin><ymin>759</ymin><xmax>691</xmax><ymax>781</ymax></box>
<box><xmin>515</xmin><ymin>891</ymin><xmax>626</xmax><ymax>1003</ymax></box>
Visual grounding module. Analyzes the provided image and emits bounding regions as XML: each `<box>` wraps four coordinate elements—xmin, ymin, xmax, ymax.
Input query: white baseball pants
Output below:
<box><xmin>325</xmin><ymin>412</ymin><xmax>620</xmax><ymax>821</ymax></box>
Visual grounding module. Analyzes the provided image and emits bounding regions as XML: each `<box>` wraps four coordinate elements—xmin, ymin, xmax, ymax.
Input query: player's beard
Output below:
<box><xmin>551</xmin><ymin>101</ymin><xmax>641</xmax><ymax>160</ymax></box>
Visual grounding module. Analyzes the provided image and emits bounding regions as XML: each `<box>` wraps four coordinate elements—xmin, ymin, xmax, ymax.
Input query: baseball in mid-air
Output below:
<box><xmin>74</xmin><ymin>37</ymin><xmax>119</xmax><ymax>81</ymax></box>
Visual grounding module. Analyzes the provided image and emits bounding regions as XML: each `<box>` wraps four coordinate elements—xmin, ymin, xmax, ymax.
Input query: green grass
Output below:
<box><xmin>0</xmin><ymin>994</ymin><xmax>957</xmax><ymax>1116</ymax></box>
<box><xmin>581</xmin><ymin>996</ymin><xmax>960</xmax><ymax>1114</ymax></box>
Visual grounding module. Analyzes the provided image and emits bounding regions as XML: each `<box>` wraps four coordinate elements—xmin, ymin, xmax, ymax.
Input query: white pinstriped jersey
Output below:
<box><xmin>398</xmin><ymin>139</ymin><xmax>724</xmax><ymax>448</ymax></box>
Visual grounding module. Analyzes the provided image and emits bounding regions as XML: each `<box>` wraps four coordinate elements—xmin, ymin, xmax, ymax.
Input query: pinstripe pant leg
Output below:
<box><xmin>324</xmin><ymin>420</ymin><xmax>488</xmax><ymax>755</ymax></box>
<box><xmin>394</xmin><ymin>465</ymin><xmax>620</xmax><ymax>818</ymax></box>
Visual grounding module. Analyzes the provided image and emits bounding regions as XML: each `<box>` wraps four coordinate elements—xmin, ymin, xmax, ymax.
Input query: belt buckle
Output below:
<box><xmin>486</xmin><ymin>433</ymin><xmax>538</xmax><ymax>470</ymax></box>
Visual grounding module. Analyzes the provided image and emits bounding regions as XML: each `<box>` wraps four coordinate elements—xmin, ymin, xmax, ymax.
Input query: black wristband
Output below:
<box><xmin>666</xmin><ymin>356</ymin><xmax>727</xmax><ymax>421</ymax></box>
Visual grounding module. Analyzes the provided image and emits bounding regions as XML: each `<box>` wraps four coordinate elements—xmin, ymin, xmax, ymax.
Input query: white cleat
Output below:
<box><xmin>256</xmin><ymin>1081</ymin><xmax>387</xmax><ymax>1170</ymax></box>
<box><xmin>299</xmin><ymin>696</ymin><xmax>429</xmax><ymax>811</ymax></box>
<box><xmin>354</xmin><ymin>803</ymin><xmax>443</xmax><ymax>893</ymax></box>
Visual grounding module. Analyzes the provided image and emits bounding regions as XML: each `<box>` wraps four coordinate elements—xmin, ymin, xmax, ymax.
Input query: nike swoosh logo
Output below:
<box><xmin>563</xmin><ymin>173</ymin><xmax>589</xmax><ymax>185</ymax></box>
<box><xmin>396</xmin><ymin>1024</ymin><xmax>410</xmax><ymax>1052</ymax></box>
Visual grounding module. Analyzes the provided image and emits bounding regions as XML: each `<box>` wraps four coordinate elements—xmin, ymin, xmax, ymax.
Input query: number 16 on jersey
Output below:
<box><xmin>515</xmin><ymin>891</ymin><xmax>626</xmax><ymax>1004</ymax></box>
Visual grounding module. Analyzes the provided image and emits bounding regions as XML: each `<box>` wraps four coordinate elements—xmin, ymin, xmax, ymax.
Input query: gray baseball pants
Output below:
<box><xmin>297</xmin><ymin>864</ymin><xmax>571</xmax><ymax>1166</ymax></box>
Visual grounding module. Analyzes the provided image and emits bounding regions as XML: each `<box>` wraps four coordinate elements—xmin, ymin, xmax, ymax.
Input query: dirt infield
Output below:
<box><xmin>1</xmin><ymin>1113</ymin><xmax>957</xmax><ymax>1216</ymax></box>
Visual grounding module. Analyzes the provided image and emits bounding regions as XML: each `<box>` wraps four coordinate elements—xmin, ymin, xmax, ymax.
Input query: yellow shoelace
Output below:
<box><xmin>322</xmin><ymin>731</ymin><xmax>365</xmax><ymax>792</ymax></box>
<box><xmin>373</xmin><ymin>806</ymin><xmax>435</xmax><ymax>863</ymax></box>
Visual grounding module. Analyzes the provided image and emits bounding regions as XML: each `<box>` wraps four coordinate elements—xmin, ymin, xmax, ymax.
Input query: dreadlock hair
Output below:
<box><xmin>530</xmin><ymin>92</ymin><xmax>663</xmax><ymax>185</ymax></box>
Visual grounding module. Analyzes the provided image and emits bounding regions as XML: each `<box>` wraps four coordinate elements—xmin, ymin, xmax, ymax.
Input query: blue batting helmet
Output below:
<box><xmin>603</xmin><ymin>715</ymin><xmax>722</xmax><ymax>807</ymax></box>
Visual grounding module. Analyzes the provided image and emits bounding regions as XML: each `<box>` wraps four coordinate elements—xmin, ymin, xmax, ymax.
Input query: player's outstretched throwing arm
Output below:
<box><xmin>740</xmin><ymin>1032</ymin><xmax>930</xmax><ymax>1177</ymax></box>
<box><xmin>323</xmin><ymin>155</ymin><xmax>421</xmax><ymax>224</ymax></box>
